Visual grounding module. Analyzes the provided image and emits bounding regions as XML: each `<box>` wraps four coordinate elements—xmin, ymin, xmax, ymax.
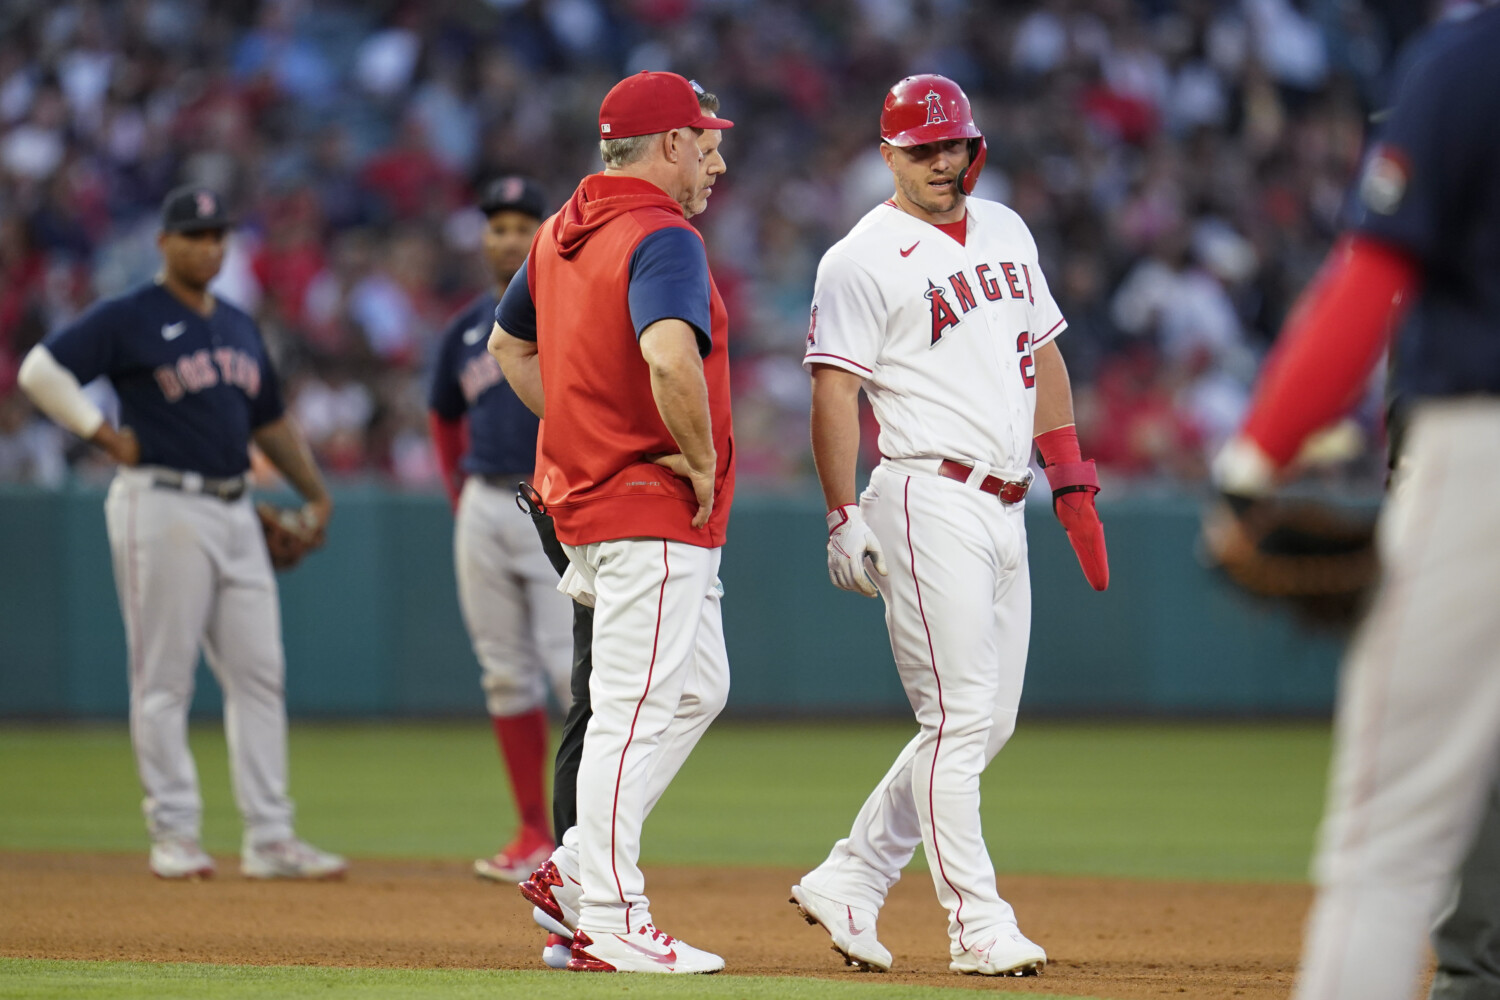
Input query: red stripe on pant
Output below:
<box><xmin>904</xmin><ymin>477</ymin><xmax>969</xmax><ymax>950</ymax></box>
<box><xmin>608</xmin><ymin>539</ymin><xmax>670</xmax><ymax>933</ymax></box>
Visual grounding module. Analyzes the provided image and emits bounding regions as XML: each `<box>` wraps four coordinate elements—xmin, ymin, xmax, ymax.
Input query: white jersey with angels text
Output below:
<box><xmin>803</xmin><ymin>198</ymin><xmax>1066</xmax><ymax>478</ymax></box>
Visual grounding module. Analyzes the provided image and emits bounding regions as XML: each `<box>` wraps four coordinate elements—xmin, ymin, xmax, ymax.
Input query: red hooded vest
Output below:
<box><xmin>527</xmin><ymin>174</ymin><xmax>734</xmax><ymax>548</ymax></box>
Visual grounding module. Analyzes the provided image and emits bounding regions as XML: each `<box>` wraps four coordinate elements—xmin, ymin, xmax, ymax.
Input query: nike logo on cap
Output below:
<box><xmin>900</xmin><ymin>243</ymin><xmax>919</xmax><ymax>257</ymax></box>
<box><xmin>162</xmin><ymin>321</ymin><xmax>187</xmax><ymax>341</ymax></box>
<box><xmin>462</xmin><ymin>325</ymin><xmax>486</xmax><ymax>345</ymax></box>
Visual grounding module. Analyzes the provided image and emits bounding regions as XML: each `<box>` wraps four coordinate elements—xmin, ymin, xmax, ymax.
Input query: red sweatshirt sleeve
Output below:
<box><xmin>427</xmin><ymin>410</ymin><xmax>468</xmax><ymax>510</ymax></box>
<box><xmin>1241</xmin><ymin>235</ymin><xmax>1421</xmax><ymax>467</ymax></box>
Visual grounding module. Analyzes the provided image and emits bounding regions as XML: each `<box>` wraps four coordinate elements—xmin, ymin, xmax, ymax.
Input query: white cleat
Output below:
<box><xmin>790</xmin><ymin>883</ymin><xmax>892</xmax><ymax>972</ymax></box>
<box><xmin>567</xmin><ymin>924</ymin><xmax>725</xmax><ymax>974</ymax></box>
<box><xmin>542</xmin><ymin>932</ymin><xmax>571</xmax><ymax>969</ymax></box>
<box><xmin>149</xmin><ymin>837</ymin><xmax>215</xmax><ymax>880</ymax></box>
<box><xmin>241</xmin><ymin>838</ymin><xmax>348</xmax><ymax>880</ymax></box>
<box><xmin>949</xmin><ymin>924</ymin><xmax>1047</xmax><ymax>976</ymax></box>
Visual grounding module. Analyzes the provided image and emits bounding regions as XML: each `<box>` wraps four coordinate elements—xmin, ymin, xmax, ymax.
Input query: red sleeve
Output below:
<box><xmin>427</xmin><ymin>411</ymin><xmax>468</xmax><ymax>510</ymax></box>
<box><xmin>1242</xmin><ymin>235</ymin><xmax>1421</xmax><ymax>466</ymax></box>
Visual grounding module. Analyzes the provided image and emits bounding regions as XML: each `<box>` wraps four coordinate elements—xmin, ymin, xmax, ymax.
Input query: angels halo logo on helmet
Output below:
<box><xmin>924</xmin><ymin>90</ymin><xmax>950</xmax><ymax>126</ymax></box>
<box><xmin>880</xmin><ymin>74</ymin><xmax>988</xmax><ymax>196</ymax></box>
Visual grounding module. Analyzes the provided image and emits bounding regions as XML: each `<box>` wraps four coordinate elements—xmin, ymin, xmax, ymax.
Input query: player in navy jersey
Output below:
<box><xmin>1210</xmin><ymin>6</ymin><xmax>1500</xmax><ymax>998</ymax></box>
<box><xmin>17</xmin><ymin>186</ymin><xmax>346</xmax><ymax>880</ymax></box>
<box><xmin>427</xmin><ymin>177</ymin><xmax>574</xmax><ymax>893</ymax></box>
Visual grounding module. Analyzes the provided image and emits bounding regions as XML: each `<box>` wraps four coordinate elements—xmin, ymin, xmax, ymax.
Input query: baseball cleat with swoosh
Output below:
<box><xmin>790</xmin><ymin>883</ymin><xmax>893</xmax><ymax>972</ymax></box>
<box><xmin>566</xmin><ymin>924</ymin><xmax>725</xmax><ymax>974</ymax></box>
<box><xmin>949</xmin><ymin>924</ymin><xmax>1046</xmax><ymax>976</ymax></box>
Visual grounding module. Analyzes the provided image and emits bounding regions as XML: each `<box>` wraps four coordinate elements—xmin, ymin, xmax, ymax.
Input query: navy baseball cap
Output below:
<box><xmin>478</xmin><ymin>176</ymin><xmax>547</xmax><ymax>220</ymax></box>
<box><xmin>161</xmin><ymin>186</ymin><xmax>232</xmax><ymax>233</ymax></box>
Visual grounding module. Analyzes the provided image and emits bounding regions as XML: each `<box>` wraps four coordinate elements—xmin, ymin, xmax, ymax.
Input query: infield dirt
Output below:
<box><xmin>1</xmin><ymin>851</ymin><xmax>1315</xmax><ymax>997</ymax></box>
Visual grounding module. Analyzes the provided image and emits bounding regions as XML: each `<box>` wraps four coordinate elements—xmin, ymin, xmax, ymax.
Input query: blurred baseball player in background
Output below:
<box><xmin>427</xmin><ymin>177</ymin><xmax>572</xmax><ymax>884</ymax></box>
<box><xmin>490</xmin><ymin>71</ymin><xmax>734</xmax><ymax>974</ymax></box>
<box><xmin>793</xmin><ymin>75</ymin><xmax>1108</xmax><ymax>977</ymax></box>
<box><xmin>15</xmin><ymin>186</ymin><xmax>346</xmax><ymax>881</ymax></box>
<box><xmin>1211</xmin><ymin>5</ymin><xmax>1500</xmax><ymax>998</ymax></box>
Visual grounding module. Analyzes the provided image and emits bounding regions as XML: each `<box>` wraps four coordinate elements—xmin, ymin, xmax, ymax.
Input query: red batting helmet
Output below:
<box><xmin>879</xmin><ymin>74</ymin><xmax>988</xmax><ymax>195</ymax></box>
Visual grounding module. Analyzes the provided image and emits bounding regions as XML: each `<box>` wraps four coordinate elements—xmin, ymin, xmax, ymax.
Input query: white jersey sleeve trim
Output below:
<box><xmin>17</xmin><ymin>344</ymin><xmax>105</xmax><ymax>439</ymax></box>
<box><xmin>1032</xmin><ymin>317</ymin><xmax>1067</xmax><ymax>349</ymax></box>
<box><xmin>804</xmin><ymin>351</ymin><xmax>873</xmax><ymax>376</ymax></box>
<box><xmin>803</xmin><ymin>247</ymin><xmax>885</xmax><ymax>376</ymax></box>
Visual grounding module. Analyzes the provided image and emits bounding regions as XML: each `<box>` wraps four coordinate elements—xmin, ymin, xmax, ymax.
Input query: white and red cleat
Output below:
<box><xmin>566</xmin><ymin>925</ymin><xmax>724</xmax><ymax>974</ymax></box>
<box><xmin>149</xmin><ymin>837</ymin><xmax>214</xmax><ymax>880</ymax></box>
<box><xmin>518</xmin><ymin>857</ymin><xmax>580</xmax><ymax>937</ymax></box>
<box><xmin>949</xmin><ymin>925</ymin><xmax>1046</xmax><ymax>976</ymax></box>
<box><xmin>790</xmin><ymin>882</ymin><xmax>892</xmax><ymax>972</ymax></box>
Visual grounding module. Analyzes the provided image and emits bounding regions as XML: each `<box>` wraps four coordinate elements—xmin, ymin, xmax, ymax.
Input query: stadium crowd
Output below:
<box><xmin>0</xmin><ymin>0</ymin><xmax>1429</xmax><ymax>491</ymax></box>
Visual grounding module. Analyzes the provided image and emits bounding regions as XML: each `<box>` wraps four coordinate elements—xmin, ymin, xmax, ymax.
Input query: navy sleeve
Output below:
<box><xmin>428</xmin><ymin>318</ymin><xmax>468</xmax><ymax>419</ymax></box>
<box><xmin>42</xmin><ymin>296</ymin><xmax>127</xmax><ymax>383</ymax></box>
<box><xmin>495</xmin><ymin>260</ymin><xmax>537</xmax><ymax>342</ymax></box>
<box><xmin>1349</xmin><ymin>44</ymin><xmax>1474</xmax><ymax>261</ymax></box>
<box><xmin>248</xmin><ymin>324</ymin><xmax>285</xmax><ymax>429</ymax></box>
<box><xmin>629</xmin><ymin>227</ymin><xmax>712</xmax><ymax>356</ymax></box>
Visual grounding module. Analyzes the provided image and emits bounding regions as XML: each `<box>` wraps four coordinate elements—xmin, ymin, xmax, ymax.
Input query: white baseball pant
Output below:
<box><xmin>104</xmin><ymin>467</ymin><xmax>295</xmax><ymax>847</ymax></box>
<box><xmin>1296</xmin><ymin>400</ymin><xmax>1500</xmax><ymax>1000</ymax></box>
<box><xmin>804</xmin><ymin>462</ymin><xmax>1032</xmax><ymax>953</ymax></box>
<box><xmin>454</xmin><ymin>476</ymin><xmax>572</xmax><ymax>716</ymax></box>
<box><xmin>561</xmin><ymin>537</ymin><xmax>730</xmax><ymax>935</ymax></box>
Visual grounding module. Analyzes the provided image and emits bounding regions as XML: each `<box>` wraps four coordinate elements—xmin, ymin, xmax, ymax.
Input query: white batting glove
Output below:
<box><xmin>826</xmin><ymin>505</ymin><xmax>888</xmax><ymax>598</ymax></box>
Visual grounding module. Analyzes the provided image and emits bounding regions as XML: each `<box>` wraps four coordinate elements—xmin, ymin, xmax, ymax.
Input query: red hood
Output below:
<box><xmin>553</xmin><ymin>174</ymin><xmax>685</xmax><ymax>259</ymax></box>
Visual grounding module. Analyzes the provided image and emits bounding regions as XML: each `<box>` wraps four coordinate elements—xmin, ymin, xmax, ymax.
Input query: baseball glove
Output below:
<box><xmin>1200</xmin><ymin>494</ymin><xmax>1379</xmax><ymax>628</ymax></box>
<box><xmin>256</xmin><ymin>501</ymin><xmax>323</xmax><ymax>571</ymax></box>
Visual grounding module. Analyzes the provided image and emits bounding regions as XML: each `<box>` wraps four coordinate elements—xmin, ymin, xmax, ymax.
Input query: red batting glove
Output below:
<box><xmin>1036</xmin><ymin>425</ymin><xmax>1109</xmax><ymax>591</ymax></box>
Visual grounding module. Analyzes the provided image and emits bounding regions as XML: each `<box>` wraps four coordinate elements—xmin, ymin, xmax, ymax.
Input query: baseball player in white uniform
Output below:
<box><xmin>791</xmin><ymin>75</ymin><xmax>1109</xmax><ymax>977</ymax></box>
<box><xmin>16</xmin><ymin>186</ymin><xmax>345</xmax><ymax>881</ymax></box>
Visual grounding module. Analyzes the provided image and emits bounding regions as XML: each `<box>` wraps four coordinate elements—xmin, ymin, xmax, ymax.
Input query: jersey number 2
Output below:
<box><xmin>1016</xmin><ymin>332</ymin><xmax>1035</xmax><ymax>389</ymax></box>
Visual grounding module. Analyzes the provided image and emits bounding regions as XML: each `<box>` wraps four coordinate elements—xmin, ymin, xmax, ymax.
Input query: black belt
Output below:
<box><xmin>480</xmin><ymin>472</ymin><xmax>529</xmax><ymax>489</ymax></box>
<box><xmin>149</xmin><ymin>469</ymin><xmax>248</xmax><ymax>502</ymax></box>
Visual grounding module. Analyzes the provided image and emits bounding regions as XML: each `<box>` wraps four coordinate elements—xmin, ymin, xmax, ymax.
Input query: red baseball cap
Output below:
<box><xmin>598</xmin><ymin>72</ymin><xmax>733</xmax><ymax>140</ymax></box>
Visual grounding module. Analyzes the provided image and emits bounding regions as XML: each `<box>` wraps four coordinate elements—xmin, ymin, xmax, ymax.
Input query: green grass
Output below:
<box><xmin>0</xmin><ymin>719</ymin><xmax>1329</xmax><ymax>881</ymax></box>
<box><xmin>0</xmin><ymin>959</ymin><xmax>1107</xmax><ymax>999</ymax></box>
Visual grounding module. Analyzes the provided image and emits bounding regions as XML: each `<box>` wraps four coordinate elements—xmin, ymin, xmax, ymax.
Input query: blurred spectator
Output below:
<box><xmin>0</xmin><ymin>0</ymin><xmax>1417</xmax><ymax>493</ymax></box>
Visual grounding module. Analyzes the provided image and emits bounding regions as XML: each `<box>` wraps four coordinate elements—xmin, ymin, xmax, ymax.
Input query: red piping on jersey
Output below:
<box><xmin>904</xmin><ymin>476</ymin><xmax>969</xmax><ymax>949</ymax></box>
<box><xmin>806</xmin><ymin>352</ymin><xmax>872</xmax><ymax>374</ymax></box>
<box><xmin>1033</xmin><ymin>318</ymin><xmax>1066</xmax><ymax>347</ymax></box>
<box><xmin>609</xmin><ymin>539</ymin><xmax>670</xmax><ymax>932</ymax></box>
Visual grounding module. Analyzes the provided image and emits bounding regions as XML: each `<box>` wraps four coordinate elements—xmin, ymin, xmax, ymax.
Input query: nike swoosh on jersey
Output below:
<box><xmin>462</xmin><ymin>325</ymin><xmax>486</xmax><ymax>345</ymax></box>
<box><xmin>900</xmin><ymin>243</ymin><xmax>920</xmax><ymax>257</ymax></box>
<box><xmin>162</xmin><ymin>322</ymin><xmax>187</xmax><ymax>341</ymax></box>
<box><xmin>613</xmin><ymin>934</ymin><xmax>678</xmax><ymax>967</ymax></box>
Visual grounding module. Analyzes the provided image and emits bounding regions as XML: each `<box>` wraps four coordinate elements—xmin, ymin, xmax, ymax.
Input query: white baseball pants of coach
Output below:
<box><xmin>104</xmin><ymin>468</ymin><xmax>295</xmax><ymax>847</ymax></box>
<box><xmin>1296</xmin><ymin>400</ymin><xmax>1500</xmax><ymax>1000</ymax></box>
<box><xmin>454</xmin><ymin>476</ymin><xmax>572</xmax><ymax>716</ymax></box>
<box><xmin>561</xmin><ymin>537</ymin><xmax>730</xmax><ymax>936</ymax></box>
<box><xmin>803</xmin><ymin>463</ymin><xmax>1032</xmax><ymax>953</ymax></box>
